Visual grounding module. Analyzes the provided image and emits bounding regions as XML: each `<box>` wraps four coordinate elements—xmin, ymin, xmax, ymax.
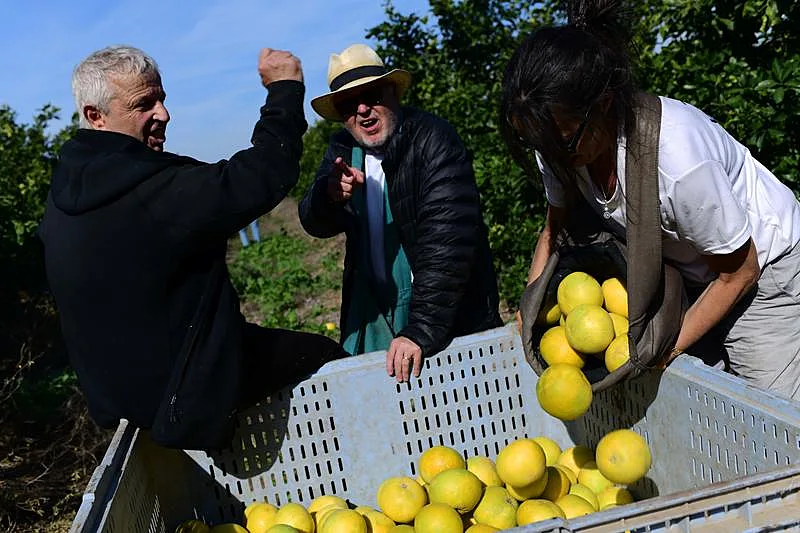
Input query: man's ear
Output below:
<box><xmin>84</xmin><ymin>105</ymin><xmax>105</xmax><ymax>129</ymax></box>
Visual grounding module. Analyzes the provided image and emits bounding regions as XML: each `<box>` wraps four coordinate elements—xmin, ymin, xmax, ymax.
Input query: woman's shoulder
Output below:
<box><xmin>655</xmin><ymin>95</ymin><xmax>739</xmax><ymax>180</ymax></box>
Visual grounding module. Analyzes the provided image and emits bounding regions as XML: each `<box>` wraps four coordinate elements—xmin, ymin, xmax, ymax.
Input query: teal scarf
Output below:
<box><xmin>342</xmin><ymin>147</ymin><xmax>413</xmax><ymax>355</ymax></box>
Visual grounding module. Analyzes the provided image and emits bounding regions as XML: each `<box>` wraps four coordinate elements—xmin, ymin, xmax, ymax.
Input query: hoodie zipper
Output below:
<box><xmin>166</xmin><ymin>261</ymin><xmax>223</xmax><ymax>424</ymax></box>
<box><xmin>167</xmin><ymin>322</ymin><xmax>203</xmax><ymax>423</ymax></box>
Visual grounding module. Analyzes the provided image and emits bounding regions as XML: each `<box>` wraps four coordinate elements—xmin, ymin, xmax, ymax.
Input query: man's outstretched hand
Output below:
<box><xmin>386</xmin><ymin>336</ymin><xmax>422</xmax><ymax>383</ymax></box>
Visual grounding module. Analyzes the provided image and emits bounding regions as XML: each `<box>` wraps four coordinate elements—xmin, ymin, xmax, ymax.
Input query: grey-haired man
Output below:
<box><xmin>40</xmin><ymin>45</ymin><xmax>345</xmax><ymax>449</ymax></box>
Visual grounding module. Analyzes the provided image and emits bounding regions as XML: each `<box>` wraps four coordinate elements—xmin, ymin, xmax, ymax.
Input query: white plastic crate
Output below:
<box><xmin>70</xmin><ymin>325</ymin><xmax>800</xmax><ymax>532</ymax></box>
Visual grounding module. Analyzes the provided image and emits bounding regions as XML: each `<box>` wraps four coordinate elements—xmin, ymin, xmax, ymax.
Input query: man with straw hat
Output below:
<box><xmin>299</xmin><ymin>44</ymin><xmax>502</xmax><ymax>383</ymax></box>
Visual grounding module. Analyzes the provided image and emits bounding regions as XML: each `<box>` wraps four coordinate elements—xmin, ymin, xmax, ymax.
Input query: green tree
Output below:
<box><xmin>0</xmin><ymin>105</ymin><xmax>77</xmax><ymax>288</ymax></box>
<box><xmin>296</xmin><ymin>0</ymin><xmax>800</xmax><ymax>312</ymax></box>
<box><xmin>1</xmin><ymin>106</ymin><xmax>76</xmax><ymax>381</ymax></box>
<box><xmin>639</xmin><ymin>0</ymin><xmax>800</xmax><ymax>189</ymax></box>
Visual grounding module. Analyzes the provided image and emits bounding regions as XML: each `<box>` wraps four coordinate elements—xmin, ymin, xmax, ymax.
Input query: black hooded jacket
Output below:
<box><xmin>298</xmin><ymin>107</ymin><xmax>502</xmax><ymax>357</ymax></box>
<box><xmin>39</xmin><ymin>81</ymin><xmax>307</xmax><ymax>441</ymax></box>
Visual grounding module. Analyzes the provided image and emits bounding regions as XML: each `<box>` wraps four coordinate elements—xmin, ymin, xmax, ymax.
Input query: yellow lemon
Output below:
<box><xmin>314</xmin><ymin>506</ymin><xmax>343</xmax><ymax>531</ymax></box>
<box><xmin>273</xmin><ymin>503</ymin><xmax>314</xmax><ymax>533</ymax></box>
<box><xmin>602</xmin><ymin>277</ymin><xmax>628</xmax><ymax>317</ymax></box>
<box><xmin>245</xmin><ymin>502</ymin><xmax>269</xmax><ymax>521</ymax></box>
<box><xmin>536</xmin><ymin>364</ymin><xmax>592</xmax><ymax>421</ymax></box>
<box><xmin>605</xmin><ymin>335</ymin><xmax>630</xmax><ymax>372</ymax></box>
<box><xmin>540</xmin><ymin>465</ymin><xmax>572</xmax><ymax>502</ymax></box>
<box><xmin>552</xmin><ymin>464</ymin><xmax>578</xmax><ymax>484</ymax></box>
<box><xmin>557</xmin><ymin>272</ymin><xmax>604</xmax><ymax>315</ymax></box>
<box><xmin>506</xmin><ymin>468</ymin><xmax>548</xmax><ymax>501</ymax></box>
<box><xmin>265</xmin><ymin>525</ymin><xmax>299</xmax><ymax>533</ymax></box>
<box><xmin>577</xmin><ymin>461</ymin><xmax>615</xmax><ymax>494</ymax></box>
<box><xmin>377</xmin><ymin>476</ymin><xmax>428</xmax><ymax>523</ymax></box>
<box><xmin>428</xmin><ymin>468</ymin><xmax>484</xmax><ymax>514</ymax></box>
<box><xmin>556</xmin><ymin>446</ymin><xmax>593</xmax><ymax>477</ymax></box>
<box><xmin>539</xmin><ymin>326</ymin><xmax>586</xmax><ymax>368</ymax></box>
<box><xmin>324</xmin><ymin>322</ymin><xmax>336</xmax><ymax>331</ymax></box>
<box><xmin>392</xmin><ymin>526</ymin><xmax>415</xmax><ymax>532</ymax></box>
<box><xmin>466</xmin><ymin>524</ymin><xmax>500</xmax><ymax>532</ymax></box>
<box><xmin>176</xmin><ymin>520</ymin><xmax>211</xmax><ymax>533</ymax></box>
<box><xmin>565</xmin><ymin>304</ymin><xmax>615</xmax><ymax>354</ymax></box>
<box><xmin>609</xmin><ymin>313</ymin><xmax>629</xmax><ymax>337</ymax></box>
<box><xmin>210</xmin><ymin>525</ymin><xmax>249</xmax><ymax>533</ymax></box>
<box><xmin>308</xmin><ymin>496</ymin><xmax>347</xmax><ymax>516</ymax></box>
<box><xmin>418</xmin><ymin>446</ymin><xmax>466</xmax><ymax>483</ymax></box>
<box><xmin>597</xmin><ymin>486</ymin><xmax>634</xmax><ymax>510</ymax></box>
<box><xmin>320</xmin><ymin>509</ymin><xmax>366</xmax><ymax>533</ymax></box>
<box><xmin>537</xmin><ymin>301</ymin><xmax>562</xmax><ymax>325</ymax></box>
<box><xmin>595</xmin><ymin>429</ymin><xmax>652</xmax><ymax>485</ymax></box>
<box><xmin>568</xmin><ymin>483</ymin><xmax>599</xmax><ymax>511</ymax></box>
<box><xmin>555</xmin><ymin>494</ymin><xmax>595</xmax><ymax>519</ymax></box>
<box><xmin>245</xmin><ymin>503</ymin><xmax>279</xmax><ymax>533</ymax></box>
<box><xmin>559</xmin><ymin>314</ymin><xmax>566</xmax><ymax>326</ymax></box>
<box><xmin>472</xmin><ymin>485</ymin><xmax>518</xmax><ymax>529</ymax></box>
<box><xmin>531</xmin><ymin>436</ymin><xmax>562</xmax><ymax>466</ymax></box>
<box><xmin>516</xmin><ymin>499</ymin><xmax>566</xmax><ymax>525</ymax></box>
<box><xmin>466</xmin><ymin>456</ymin><xmax>503</xmax><ymax>487</ymax></box>
<box><xmin>362</xmin><ymin>509</ymin><xmax>396</xmax><ymax>533</ymax></box>
<box><xmin>495</xmin><ymin>438</ymin><xmax>547</xmax><ymax>487</ymax></box>
<box><xmin>413</xmin><ymin>503</ymin><xmax>463</xmax><ymax>533</ymax></box>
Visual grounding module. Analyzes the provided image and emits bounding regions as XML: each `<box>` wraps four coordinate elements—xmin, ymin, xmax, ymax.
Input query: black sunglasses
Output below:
<box><xmin>334</xmin><ymin>86</ymin><xmax>386</xmax><ymax>117</ymax></box>
<box><xmin>565</xmin><ymin>105</ymin><xmax>593</xmax><ymax>154</ymax></box>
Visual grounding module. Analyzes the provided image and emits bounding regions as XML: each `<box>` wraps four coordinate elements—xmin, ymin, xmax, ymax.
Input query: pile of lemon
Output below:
<box><xmin>176</xmin><ymin>433</ymin><xmax>651</xmax><ymax>533</ymax></box>
<box><xmin>535</xmin><ymin>271</ymin><xmax>630</xmax><ymax>421</ymax></box>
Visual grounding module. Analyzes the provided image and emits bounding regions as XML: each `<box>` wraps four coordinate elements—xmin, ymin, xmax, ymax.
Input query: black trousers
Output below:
<box><xmin>238</xmin><ymin>323</ymin><xmax>347</xmax><ymax>409</ymax></box>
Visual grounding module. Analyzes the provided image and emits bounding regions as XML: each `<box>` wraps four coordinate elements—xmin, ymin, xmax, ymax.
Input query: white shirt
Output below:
<box><xmin>539</xmin><ymin>96</ymin><xmax>800</xmax><ymax>284</ymax></box>
<box><xmin>364</xmin><ymin>153</ymin><xmax>387</xmax><ymax>283</ymax></box>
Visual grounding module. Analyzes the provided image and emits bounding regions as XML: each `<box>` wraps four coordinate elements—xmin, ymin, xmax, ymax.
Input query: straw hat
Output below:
<box><xmin>310</xmin><ymin>44</ymin><xmax>412</xmax><ymax>122</ymax></box>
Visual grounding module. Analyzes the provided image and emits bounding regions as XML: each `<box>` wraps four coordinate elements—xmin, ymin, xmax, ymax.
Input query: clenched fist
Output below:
<box><xmin>258</xmin><ymin>48</ymin><xmax>303</xmax><ymax>87</ymax></box>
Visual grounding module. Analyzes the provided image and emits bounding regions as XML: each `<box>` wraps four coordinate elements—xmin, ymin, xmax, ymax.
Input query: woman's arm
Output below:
<box><xmin>527</xmin><ymin>205</ymin><xmax>566</xmax><ymax>284</ymax></box>
<box><xmin>671</xmin><ymin>237</ymin><xmax>760</xmax><ymax>358</ymax></box>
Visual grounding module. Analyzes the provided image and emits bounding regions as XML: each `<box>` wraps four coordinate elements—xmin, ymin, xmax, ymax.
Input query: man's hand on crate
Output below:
<box><xmin>386</xmin><ymin>336</ymin><xmax>422</xmax><ymax>383</ymax></box>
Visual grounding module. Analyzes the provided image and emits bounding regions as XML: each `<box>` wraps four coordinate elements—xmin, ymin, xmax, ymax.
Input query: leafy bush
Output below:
<box><xmin>228</xmin><ymin>229</ymin><xmax>341</xmax><ymax>336</ymax></box>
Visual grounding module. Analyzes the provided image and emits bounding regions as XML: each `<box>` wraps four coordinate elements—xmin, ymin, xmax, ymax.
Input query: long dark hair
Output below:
<box><xmin>500</xmin><ymin>0</ymin><xmax>637</xmax><ymax>196</ymax></box>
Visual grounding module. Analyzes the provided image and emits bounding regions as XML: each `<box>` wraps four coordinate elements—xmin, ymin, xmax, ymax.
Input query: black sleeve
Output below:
<box><xmin>138</xmin><ymin>80</ymin><xmax>307</xmax><ymax>242</ymax></box>
<box><xmin>297</xmin><ymin>140</ymin><xmax>349</xmax><ymax>238</ymax></box>
<box><xmin>398</xmin><ymin>124</ymin><xmax>482</xmax><ymax>356</ymax></box>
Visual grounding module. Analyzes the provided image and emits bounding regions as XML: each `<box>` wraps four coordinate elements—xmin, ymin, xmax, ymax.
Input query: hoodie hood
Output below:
<box><xmin>51</xmin><ymin>129</ymin><xmax>198</xmax><ymax>215</ymax></box>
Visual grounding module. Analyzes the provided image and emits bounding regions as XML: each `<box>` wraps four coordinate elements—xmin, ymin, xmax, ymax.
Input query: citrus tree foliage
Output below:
<box><xmin>297</xmin><ymin>0</ymin><xmax>799</xmax><ymax>310</ymax></box>
<box><xmin>0</xmin><ymin>105</ymin><xmax>76</xmax><ymax>288</ymax></box>
<box><xmin>638</xmin><ymin>0</ymin><xmax>800</xmax><ymax>189</ymax></box>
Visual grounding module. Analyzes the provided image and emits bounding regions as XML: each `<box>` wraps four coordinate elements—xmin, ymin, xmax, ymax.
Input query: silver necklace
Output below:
<box><xmin>593</xmin><ymin>182</ymin><xmax>614</xmax><ymax>219</ymax></box>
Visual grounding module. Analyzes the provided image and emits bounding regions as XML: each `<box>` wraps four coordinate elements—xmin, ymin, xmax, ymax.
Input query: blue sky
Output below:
<box><xmin>1</xmin><ymin>0</ymin><xmax>430</xmax><ymax>162</ymax></box>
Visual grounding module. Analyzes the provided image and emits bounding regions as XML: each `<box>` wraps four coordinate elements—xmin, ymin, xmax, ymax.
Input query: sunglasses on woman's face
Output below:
<box><xmin>565</xmin><ymin>105</ymin><xmax>593</xmax><ymax>154</ymax></box>
<box><xmin>334</xmin><ymin>86</ymin><xmax>386</xmax><ymax>117</ymax></box>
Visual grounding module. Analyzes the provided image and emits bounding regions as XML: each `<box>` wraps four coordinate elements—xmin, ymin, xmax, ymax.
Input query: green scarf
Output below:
<box><xmin>342</xmin><ymin>147</ymin><xmax>413</xmax><ymax>355</ymax></box>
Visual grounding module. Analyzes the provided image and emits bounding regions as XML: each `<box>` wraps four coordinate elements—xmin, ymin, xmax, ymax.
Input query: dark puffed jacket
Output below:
<box><xmin>298</xmin><ymin>107</ymin><xmax>502</xmax><ymax>357</ymax></box>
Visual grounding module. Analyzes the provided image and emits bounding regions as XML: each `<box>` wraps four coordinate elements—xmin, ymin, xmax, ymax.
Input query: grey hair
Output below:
<box><xmin>72</xmin><ymin>45</ymin><xmax>161</xmax><ymax>128</ymax></box>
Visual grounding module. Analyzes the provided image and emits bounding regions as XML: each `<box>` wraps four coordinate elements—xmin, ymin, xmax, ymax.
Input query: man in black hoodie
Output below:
<box><xmin>39</xmin><ymin>45</ymin><xmax>345</xmax><ymax>450</ymax></box>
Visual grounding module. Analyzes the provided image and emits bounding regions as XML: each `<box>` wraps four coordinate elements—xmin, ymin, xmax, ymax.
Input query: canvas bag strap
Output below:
<box><xmin>625</xmin><ymin>92</ymin><xmax>663</xmax><ymax>370</ymax></box>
